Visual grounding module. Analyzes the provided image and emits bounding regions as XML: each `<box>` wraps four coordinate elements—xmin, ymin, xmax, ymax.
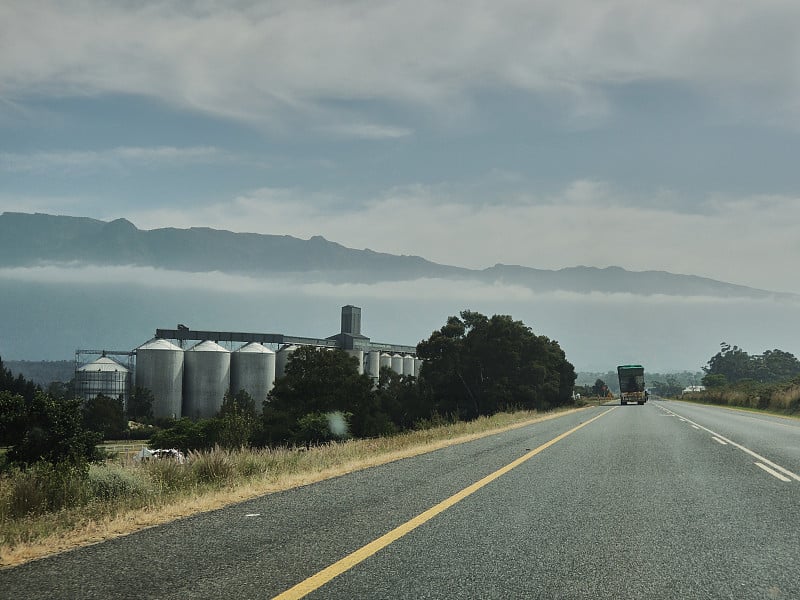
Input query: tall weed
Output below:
<box><xmin>1</xmin><ymin>463</ymin><xmax>89</xmax><ymax>519</ymax></box>
<box><xmin>87</xmin><ymin>463</ymin><xmax>151</xmax><ymax>502</ymax></box>
<box><xmin>189</xmin><ymin>448</ymin><xmax>235</xmax><ymax>485</ymax></box>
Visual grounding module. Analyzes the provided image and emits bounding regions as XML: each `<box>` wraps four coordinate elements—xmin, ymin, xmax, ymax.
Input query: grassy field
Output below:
<box><xmin>0</xmin><ymin>407</ymin><xmax>584</xmax><ymax>567</ymax></box>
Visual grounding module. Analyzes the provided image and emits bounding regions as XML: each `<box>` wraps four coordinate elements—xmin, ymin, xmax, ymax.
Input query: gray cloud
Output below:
<box><xmin>3</xmin><ymin>1</ymin><xmax>800</xmax><ymax>133</ymax></box>
<box><xmin>0</xmin><ymin>146</ymin><xmax>231</xmax><ymax>174</ymax></box>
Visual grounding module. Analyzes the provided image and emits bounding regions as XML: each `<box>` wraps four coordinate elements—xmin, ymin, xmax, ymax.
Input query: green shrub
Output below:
<box><xmin>3</xmin><ymin>462</ymin><xmax>89</xmax><ymax>518</ymax></box>
<box><xmin>87</xmin><ymin>464</ymin><xmax>151</xmax><ymax>502</ymax></box>
<box><xmin>149</xmin><ymin>418</ymin><xmax>219</xmax><ymax>453</ymax></box>
<box><xmin>1</xmin><ymin>391</ymin><xmax>102</xmax><ymax>468</ymax></box>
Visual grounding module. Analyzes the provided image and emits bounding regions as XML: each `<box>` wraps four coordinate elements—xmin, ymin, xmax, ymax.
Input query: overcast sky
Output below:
<box><xmin>3</xmin><ymin>1</ymin><xmax>800</xmax><ymax>293</ymax></box>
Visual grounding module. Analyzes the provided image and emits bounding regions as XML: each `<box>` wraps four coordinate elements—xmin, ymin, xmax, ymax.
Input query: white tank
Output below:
<box><xmin>402</xmin><ymin>355</ymin><xmax>415</xmax><ymax>377</ymax></box>
<box><xmin>345</xmin><ymin>349</ymin><xmax>364</xmax><ymax>375</ymax></box>
<box><xmin>183</xmin><ymin>340</ymin><xmax>230</xmax><ymax>419</ymax></box>
<box><xmin>76</xmin><ymin>356</ymin><xmax>130</xmax><ymax>403</ymax></box>
<box><xmin>366</xmin><ymin>351</ymin><xmax>381</xmax><ymax>378</ymax></box>
<box><xmin>230</xmin><ymin>342</ymin><xmax>275</xmax><ymax>413</ymax></box>
<box><xmin>135</xmin><ymin>338</ymin><xmax>184</xmax><ymax>419</ymax></box>
<box><xmin>391</xmin><ymin>354</ymin><xmax>403</xmax><ymax>374</ymax></box>
<box><xmin>414</xmin><ymin>358</ymin><xmax>423</xmax><ymax>378</ymax></box>
<box><xmin>379</xmin><ymin>353</ymin><xmax>392</xmax><ymax>371</ymax></box>
<box><xmin>275</xmin><ymin>344</ymin><xmax>298</xmax><ymax>379</ymax></box>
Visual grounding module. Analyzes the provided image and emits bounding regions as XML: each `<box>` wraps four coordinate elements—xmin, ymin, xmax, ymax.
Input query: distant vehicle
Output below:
<box><xmin>617</xmin><ymin>365</ymin><xmax>647</xmax><ymax>405</ymax></box>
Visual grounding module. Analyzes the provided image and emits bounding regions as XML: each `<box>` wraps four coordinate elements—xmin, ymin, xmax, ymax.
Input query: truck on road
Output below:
<box><xmin>617</xmin><ymin>364</ymin><xmax>647</xmax><ymax>405</ymax></box>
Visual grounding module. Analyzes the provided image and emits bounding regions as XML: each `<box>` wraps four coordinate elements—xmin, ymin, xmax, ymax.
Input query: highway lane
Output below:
<box><xmin>2</xmin><ymin>403</ymin><xmax>798</xmax><ymax>599</ymax></box>
<box><xmin>309</xmin><ymin>402</ymin><xmax>799</xmax><ymax>599</ymax></box>
<box><xmin>655</xmin><ymin>399</ymin><xmax>800</xmax><ymax>479</ymax></box>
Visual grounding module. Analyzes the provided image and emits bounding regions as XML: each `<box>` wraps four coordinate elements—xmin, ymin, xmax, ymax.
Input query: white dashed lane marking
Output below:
<box><xmin>657</xmin><ymin>404</ymin><xmax>799</xmax><ymax>483</ymax></box>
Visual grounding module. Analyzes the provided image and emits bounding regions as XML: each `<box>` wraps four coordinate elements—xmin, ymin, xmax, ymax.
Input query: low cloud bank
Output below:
<box><xmin>2</xmin><ymin>266</ymin><xmax>799</xmax><ymax>372</ymax></box>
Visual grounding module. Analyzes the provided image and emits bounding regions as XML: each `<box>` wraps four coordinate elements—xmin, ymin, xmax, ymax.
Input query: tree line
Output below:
<box><xmin>702</xmin><ymin>343</ymin><xmax>800</xmax><ymax>387</ymax></box>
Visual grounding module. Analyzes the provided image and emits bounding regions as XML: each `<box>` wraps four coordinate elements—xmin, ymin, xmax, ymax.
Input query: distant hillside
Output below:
<box><xmin>4</xmin><ymin>360</ymin><xmax>74</xmax><ymax>386</ymax></box>
<box><xmin>0</xmin><ymin>212</ymin><xmax>461</xmax><ymax>282</ymax></box>
<box><xmin>0</xmin><ymin>211</ymin><xmax>792</xmax><ymax>300</ymax></box>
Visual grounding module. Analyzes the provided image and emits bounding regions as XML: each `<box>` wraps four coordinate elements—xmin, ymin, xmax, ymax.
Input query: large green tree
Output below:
<box><xmin>0</xmin><ymin>356</ymin><xmax>39</xmax><ymax>402</ymax></box>
<box><xmin>263</xmin><ymin>346</ymin><xmax>375</xmax><ymax>442</ymax></box>
<box><xmin>703</xmin><ymin>343</ymin><xmax>800</xmax><ymax>386</ymax></box>
<box><xmin>127</xmin><ymin>386</ymin><xmax>154</xmax><ymax>422</ymax></box>
<box><xmin>416</xmin><ymin>310</ymin><xmax>576</xmax><ymax>418</ymax></box>
<box><xmin>758</xmin><ymin>349</ymin><xmax>800</xmax><ymax>382</ymax></box>
<box><xmin>374</xmin><ymin>367</ymin><xmax>427</xmax><ymax>431</ymax></box>
<box><xmin>703</xmin><ymin>343</ymin><xmax>754</xmax><ymax>385</ymax></box>
<box><xmin>0</xmin><ymin>390</ymin><xmax>101</xmax><ymax>467</ymax></box>
<box><xmin>82</xmin><ymin>393</ymin><xmax>126</xmax><ymax>440</ymax></box>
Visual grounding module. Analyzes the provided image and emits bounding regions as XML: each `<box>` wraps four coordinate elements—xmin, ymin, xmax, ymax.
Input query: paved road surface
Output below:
<box><xmin>2</xmin><ymin>401</ymin><xmax>798</xmax><ymax>599</ymax></box>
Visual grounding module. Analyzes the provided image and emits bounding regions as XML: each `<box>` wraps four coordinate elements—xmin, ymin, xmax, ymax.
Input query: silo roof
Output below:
<box><xmin>77</xmin><ymin>356</ymin><xmax>129</xmax><ymax>372</ymax></box>
<box><xmin>187</xmin><ymin>340</ymin><xmax>229</xmax><ymax>353</ymax></box>
<box><xmin>235</xmin><ymin>342</ymin><xmax>275</xmax><ymax>354</ymax></box>
<box><xmin>137</xmin><ymin>338</ymin><xmax>182</xmax><ymax>351</ymax></box>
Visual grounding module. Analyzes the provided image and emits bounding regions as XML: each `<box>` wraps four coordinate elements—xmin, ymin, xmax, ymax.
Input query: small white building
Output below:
<box><xmin>682</xmin><ymin>385</ymin><xmax>706</xmax><ymax>395</ymax></box>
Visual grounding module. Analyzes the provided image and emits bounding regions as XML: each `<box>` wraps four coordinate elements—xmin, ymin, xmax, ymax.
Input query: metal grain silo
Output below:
<box><xmin>231</xmin><ymin>342</ymin><xmax>275</xmax><ymax>413</ymax></box>
<box><xmin>135</xmin><ymin>338</ymin><xmax>184</xmax><ymax>420</ymax></box>
<box><xmin>380</xmin><ymin>353</ymin><xmax>392</xmax><ymax>371</ymax></box>
<box><xmin>414</xmin><ymin>358</ymin><xmax>423</xmax><ymax>378</ymax></box>
<box><xmin>183</xmin><ymin>340</ymin><xmax>230</xmax><ymax>419</ymax></box>
<box><xmin>346</xmin><ymin>349</ymin><xmax>364</xmax><ymax>375</ymax></box>
<box><xmin>402</xmin><ymin>355</ymin><xmax>415</xmax><ymax>377</ymax></box>
<box><xmin>391</xmin><ymin>354</ymin><xmax>403</xmax><ymax>374</ymax></box>
<box><xmin>366</xmin><ymin>351</ymin><xmax>381</xmax><ymax>379</ymax></box>
<box><xmin>275</xmin><ymin>344</ymin><xmax>298</xmax><ymax>379</ymax></box>
<box><xmin>76</xmin><ymin>356</ymin><xmax>130</xmax><ymax>403</ymax></box>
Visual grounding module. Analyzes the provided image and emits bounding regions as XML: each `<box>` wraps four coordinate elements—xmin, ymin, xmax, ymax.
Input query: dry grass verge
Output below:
<box><xmin>0</xmin><ymin>407</ymin><xmax>583</xmax><ymax>567</ymax></box>
<box><xmin>681</xmin><ymin>378</ymin><xmax>800</xmax><ymax>415</ymax></box>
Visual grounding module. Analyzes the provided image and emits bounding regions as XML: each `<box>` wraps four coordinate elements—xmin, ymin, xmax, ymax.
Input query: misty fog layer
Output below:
<box><xmin>2</xmin><ymin>266</ymin><xmax>798</xmax><ymax>371</ymax></box>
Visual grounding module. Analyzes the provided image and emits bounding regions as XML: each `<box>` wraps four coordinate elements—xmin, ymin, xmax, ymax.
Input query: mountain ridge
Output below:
<box><xmin>0</xmin><ymin>211</ymin><xmax>792</xmax><ymax>300</ymax></box>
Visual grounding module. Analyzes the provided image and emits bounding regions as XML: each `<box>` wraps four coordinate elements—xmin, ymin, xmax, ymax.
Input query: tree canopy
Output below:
<box><xmin>0</xmin><ymin>390</ymin><xmax>102</xmax><ymax>467</ymax></box>
<box><xmin>416</xmin><ymin>310</ymin><xmax>576</xmax><ymax>418</ymax></box>
<box><xmin>702</xmin><ymin>343</ymin><xmax>800</xmax><ymax>386</ymax></box>
<box><xmin>0</xmin><ymin>356</ymin><xmax>40</xmax><ymax>402</ymax></box>
<box><xmin>82</xmin><ymin>394</ymin><xmax>126</xmax><ymax>440</ymax></box>
<box><xmin>262</xmin><ymin>346</ymin><xmax>375</xmax><ymax>443</ymax></box>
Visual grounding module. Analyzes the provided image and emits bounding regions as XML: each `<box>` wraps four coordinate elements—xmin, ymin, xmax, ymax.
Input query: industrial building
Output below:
<box><xmin>75</xmin><ymin>306</ymin><xmax>421</xmax><ymax>420</ymax></box>
<box><xmin>74</xmin><ymin>354</ymin><xmax>131</xmax><ymax>403</ymax></box>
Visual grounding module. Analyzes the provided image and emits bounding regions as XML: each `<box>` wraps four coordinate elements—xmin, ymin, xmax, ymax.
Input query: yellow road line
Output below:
<box><xmin>273</xmin><ymin>407</ymin><xmax>616</xmax><ymax>599</ymax></box>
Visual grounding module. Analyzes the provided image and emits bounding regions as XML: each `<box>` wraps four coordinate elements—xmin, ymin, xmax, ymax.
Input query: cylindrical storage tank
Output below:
<box><xmin>183</xmin><ymin>341</ymin><xmax>230</xmax><ymax>419</ymax></box>
<box><xmin>402</xmin><ymin>355</ymin><xmax>415</xmax><ymax>377</ymax></box>
<box><xmin>76</xmin><ymin>356</ymin><xmax>130</xmax><ymax>403</ymax></box>
<box><xmin>391</xmin><ymin>354</ymin><xmax>403</xmax><ymax>374</ymax></box>
<box><xmin>379</xmin><ymin>353</ymin><xmax>392</xmax><ymax>371</ymax></box>
<box><xmin>345</xmin><ymin>349</ymin><xmax>364</xmax><ymax>375</ymax></box>
<box><xmin>414</xmin><ymin>358</ymin><xmax>423</xmax><ymax>378</ymax></box>
<box><xmin>135</xmin><ymin>339</ymin><xmax>183</xmax><ymax>420</ymax></box>
<box><xmin>275</xmin><ymin>344</ymin><xmax>298</xmax><ymax>379</ymax></box>
<box><xmin>366</xmin><ymin>351</ymin><xmax>381</xmax><ymax>378</ymax></box>
<box><xmin>230</xmin><ymin>342</ymin><xmax>275</xmax><ymax>413</ymax></box>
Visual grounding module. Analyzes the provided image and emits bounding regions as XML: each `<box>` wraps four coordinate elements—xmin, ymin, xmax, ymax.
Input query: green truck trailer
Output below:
<box><xmin>617</xmin><ymin>364</ymin><xmax>647</xmax><ymax>405</ymax></box>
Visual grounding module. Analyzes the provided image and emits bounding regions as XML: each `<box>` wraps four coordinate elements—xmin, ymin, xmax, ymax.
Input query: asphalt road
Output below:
<box><xmin>2</xmin><ymin>401</ymin><xmax>798</xmax><ymax>599</ymax></box>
